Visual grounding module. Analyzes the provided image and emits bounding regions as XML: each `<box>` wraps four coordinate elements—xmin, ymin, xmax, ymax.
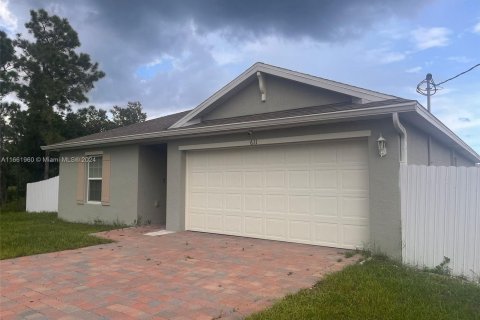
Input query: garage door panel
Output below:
<box><xmin>186</xmin><ymin>139</ymin><xmax>370</xmax><ymax>249</ymax></box>
<box><xmin>243</xmin><ymin>150</ymin><xmax>264</xmax><ymax>167</ymax></box>
<box><xmin>313</xmin><ymin>196</ymin><xmax>338</xmax><ymax>217</ymax></box>
<box><xmin>339</xmin><ymin>142</ymin><xmax>369</xmax><ymax>164</ymax></box>
<box><xmin>341</xmin><ymin>170</ymin><xmax>369</xmax><ymax>191</ymax></box>
<box><xmin>207</xmin><ymin>172</ymin><xmax>223</xmax><ymax>187</ymax></box>
<box><xmin>265</xmin><ymin>218</ymin><xmax>287</xmax><ymax>238</ymax></box>
<box><xmin>190</xmin><ymin>153</ymin><xmax>209</xmax><ymax>169</ymax></box>
<box><xmin>314</xmin><ymin>222</ymin><xmax>339</xmax><ymax>244</ymax></box>
<box><xmin>266</xmin><ymin>171</ymin><xmax>286</xmax><ymax>188</ymax></box>
<box><xmin>289</xmin><ymin>170</ymin><xmax>310</xmax><ymax>188</ymax></box>
<box><xmin>285</xmin><ymin>146</ymin><xmax>310</xmax><ymax>164</ymax></box>
<box><xmin>314</xmin><ymin>170</ymin><xmax>338</xmax><ymax>189</ymax></box>
<box><xmin>189</xmin><ymin>213</ymin><xmax>205</xmax><ymax>230</ymax></box>
<box><xmin>265</xmin><ymin>195</ymin><xmax>287</xmax><ymax>213</ymax></box>
<box><xmin>189</xmin><ymin>192</ymin><xmax>207</xmax><ymax>209</ymax></box>
<box><xmin>342</xmin><ymin>224</ymin><xmax>370</xmax><ymax>247</ymax></box>
<box><xmin>244</xmin><ymin>194</ymin><xmax>263</xmax><ymax>211</ymax></box>
<box><xmin>207</xmin><ymin>153</ymin><xmax>225</xmax><ymax>169</ymax></box>
<box><xmin>244</xmin><ymin>171</ymin><xmax>263</xmax><ymax>187</ymax></box>
<box><xmin>265</xmin><ymin>148</ymin><xmax>286</xmax><ymax>166</ymax></box>
<box><xmin>207</xmin><ymin>193</ymin><xmax>223</xmax><ymax>209</ymax></box>
<box><xmin>224</xmin><ymin>171</ymin><xmax>242</xmax><ymax>187</ymax></box>
<box><xmin>205</xmin><ymin>214</ymin><xmax>223</xmax><ymax>231</ymax></box>
<box><xmin>312</xmin><ymin>145</ymin><xmax>338</xmax><ymax>164</ymax></box>
<box><xmin>224</xmin><ymin>215</ymin><xmax>242</xmax><ymax>234</ymax></box>
<box><xmin>223</xmin><ymin>149</ymin><xmax>244</xmax><ymax>167</ymax></box>
<box><xmin>289</xmin><ymin>220</ymin><xmax>312</xmax><ymax>242</ymax></box>
<box><xmin>288</xmin><ymin>195</ymin><xmax>310</xmax><ymax>214</ymax></box>
<box><xmin>225</xmin><ymin>194</ymin><xmax>242</xmax><ymax>210</ymax></box>
<box><xmin>191</xmin><ymin>172</ymin><xmax>207</xmax><ymax>187</ymax></box>
<box><xmin>342</xmin><ymin>197</ymin><xmax>369</xmax><ymax>219</ymax></box>
<box><xmin>245</xmin><ymin>216</ymin><xmax>264</xmax><ymax>236</ymax></box>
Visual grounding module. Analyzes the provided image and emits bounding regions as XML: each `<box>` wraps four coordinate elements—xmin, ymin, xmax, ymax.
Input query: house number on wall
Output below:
<box><xmin>248</xmin><ymin>131</ymin><xmax>258</xmax><ymax>146</ymax></box>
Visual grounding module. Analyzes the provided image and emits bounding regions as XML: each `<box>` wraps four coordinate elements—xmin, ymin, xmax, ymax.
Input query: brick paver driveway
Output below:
<box><xmin>1</xmin><ymin>226</ymin><xmax>357</xmax><ymax>319</ymax></box>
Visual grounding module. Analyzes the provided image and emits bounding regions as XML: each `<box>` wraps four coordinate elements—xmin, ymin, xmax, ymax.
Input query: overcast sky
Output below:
<box><xmin>1</xmin><ymin>0</ymin><xmax>479</xmax><ymax>152</ymax></box>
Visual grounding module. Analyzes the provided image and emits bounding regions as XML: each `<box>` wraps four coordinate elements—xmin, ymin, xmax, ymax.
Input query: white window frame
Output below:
<box><xmin>86</xmin><ymin>155</ymin><xmax>102</xmax><ymax>204</ymax></box>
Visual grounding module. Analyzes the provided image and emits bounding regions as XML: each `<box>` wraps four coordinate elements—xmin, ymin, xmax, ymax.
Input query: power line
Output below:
<box><xmin>437</xmin><ymin>63</ymin><xmax>480</xmax><ymax>85</ymax></box>
<box><xmin>416</xmin><ymin>63</ymin><xmax>480</xmax><ymax>103</ymax></box>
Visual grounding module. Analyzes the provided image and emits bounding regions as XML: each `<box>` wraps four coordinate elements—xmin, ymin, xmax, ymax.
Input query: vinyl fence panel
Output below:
<box><xmin>26</xmin><ymin>176</ymin><xmax>59</xmax><ymax>212</ymax></box>
<box><xmin>401</xmin><ymin>164</ymin><xmax>480</xmax><ymax>281</ymax></box>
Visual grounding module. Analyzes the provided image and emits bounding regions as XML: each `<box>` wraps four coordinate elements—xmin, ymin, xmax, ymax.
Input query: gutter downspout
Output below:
<box><xmin>392</xmin><ymin>112</ymin><xmax>407</xmax><ymax>164</ymax></box>
<box><xmin>393</xmin><ymin>113</ymin><xmax>408</xmax><ymax>264</ymax></box>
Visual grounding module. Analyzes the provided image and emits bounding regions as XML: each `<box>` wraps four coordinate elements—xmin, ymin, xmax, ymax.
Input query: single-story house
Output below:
<box><xmin>42</xmin><ymin>62</ymin><xmax>480</xmax><ymax>258</ymax></box>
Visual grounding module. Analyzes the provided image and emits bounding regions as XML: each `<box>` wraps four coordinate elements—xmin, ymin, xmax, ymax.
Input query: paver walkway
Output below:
<box><xmin>0</xmin><ymin>227</ymin><xmax>358</xmax><ymax>319</ymax></box>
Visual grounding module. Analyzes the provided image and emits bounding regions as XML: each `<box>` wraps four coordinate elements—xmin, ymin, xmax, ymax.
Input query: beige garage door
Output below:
<box><xmin>185</xmin><ymin>139</ymin><xmax>370</xmax><ymax>249</ymax></box>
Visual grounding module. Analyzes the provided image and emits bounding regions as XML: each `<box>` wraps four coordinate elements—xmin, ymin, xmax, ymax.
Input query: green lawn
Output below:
<box><xmin>0</xmin><ymin>211</ymin><xmax>121</xmax><ymax>259</ymax></box>
<box><xmin>248</xmin><ymin>258</ymin><xmax>480</xmax><ymax>320</ymax></box>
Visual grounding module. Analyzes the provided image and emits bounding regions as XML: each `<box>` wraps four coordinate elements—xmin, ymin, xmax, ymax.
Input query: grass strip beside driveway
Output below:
<box><xmin>0</xmin><ymin>211</ymin><xmax>121</xmax><ymax>259</ymax></box>
<box><xmin>248</xmin><ymin>258</ymin><xmax>480</xmax><ymax>320</ymax></box>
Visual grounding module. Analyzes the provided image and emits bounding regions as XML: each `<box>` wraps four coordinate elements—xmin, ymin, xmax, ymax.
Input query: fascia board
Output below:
<box><xmin>169</xmin><ymin>65</ymin><xmax>258</xmax><ymax>129</ymax></box>
<box><xmin>42</xmin><ymin>102</ymin><xmax>416</xmax><ymax>151</ymax></box>
<box><xmin>414</xmin><ymin>103</ymin><xmax>480</xmax><ymax>161</ymax></box>
<box><xmin>256</xmin><ymin>64</ymin><xmax>395</xmax><ymax>101</ymax></box>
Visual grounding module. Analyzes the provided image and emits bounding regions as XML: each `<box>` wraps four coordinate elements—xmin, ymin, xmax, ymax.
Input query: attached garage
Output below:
<box><xmin>48</xmin><ymin>63</ymin><xmax>480</xmax><ymax>259</ymax></box>
<box><xmin>185</xmin><ymin>138</ymin><xmax>370</xmax><ymax>249</ymax></box>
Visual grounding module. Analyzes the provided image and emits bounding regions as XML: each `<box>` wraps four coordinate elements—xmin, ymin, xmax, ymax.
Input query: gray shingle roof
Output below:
<box><xmin>184</xmin><ymin>98</ymin><xmax>412</xmax><ymax>128</ymax></box>
<box><xmin>60</xmin><ymin>110</ymin><xmax>191</xmax><ymax>144</ymax></box>
<box><xmin>47</xmin><ymin>98</ymin><xmax>412</xmax><ymax>147</ymax></box>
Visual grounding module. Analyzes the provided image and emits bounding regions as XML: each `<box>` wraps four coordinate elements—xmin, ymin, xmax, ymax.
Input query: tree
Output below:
<box><xmin>63</xmin><ymin>105</ymin><xmax>112</xmax><ymax>139</ymax></box>
<box><xmin>0</xmin><ymin>31</ymin><xmax>18</xmax><ymax>97</ymax></box>
<box><xmin>111</xmin><ymin>101</ymin><xmax>147</xmax><ymax>127</ymax></box>
<box><xmin>13</xmin><ymin>9</ymin><xmax>105</xmax><ymax>178</ymax></box>
<box><xmin>1</xmin><ymin>10</ymin><xmax>149</xmax><ymax>204</ymax></box>
<box><xmin>76</xmin><ymin>106</ymin><xmax>112</xmax><ymax>133</ymax></box>
<box><xmin>0</xmin><ymin>31</ymin><xmax>19</xmax><ymax>204</ymax></box>
<box><xmin>0</xmin><ymin>102</ymin><xmax>27</xmax><ymax>203</ymax></box>
<box><xmin>14</xmin><ymin>10</ymin><xmax>105</xmax><ymax>115</ymax></box>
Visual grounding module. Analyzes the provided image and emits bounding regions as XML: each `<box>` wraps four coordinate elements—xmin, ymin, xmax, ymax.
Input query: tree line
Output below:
<box><xmin>0</xmin><ymin>9</ymin><xmax>147</xmax><ymax>205</ymax></box>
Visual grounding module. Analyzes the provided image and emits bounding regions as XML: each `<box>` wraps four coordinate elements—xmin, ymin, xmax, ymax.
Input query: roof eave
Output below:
<box><xmin>413</xmin><ymin>103</ymin><xmax>480</xmax><ymax>162</ymax></box>
<box><xmin>42</xmin><ymin>101</ymin><xmax>416</xmax><ymax>151</ymax></box>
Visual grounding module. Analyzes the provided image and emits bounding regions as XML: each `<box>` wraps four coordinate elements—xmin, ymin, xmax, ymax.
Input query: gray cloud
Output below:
<box><xmin>5</xmin><ymin>0</ymin><xmax>429</xmax><ymax>116</ymax></box>
<box><xmin>91</xmin><ymin>0</ymin><xmax>426</xmax><ymax>42</ymax></box>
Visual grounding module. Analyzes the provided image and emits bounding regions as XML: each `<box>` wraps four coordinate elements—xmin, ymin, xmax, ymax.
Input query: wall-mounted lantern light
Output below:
<box><xmin>377</xmin><ymin>134</ymin><xmax>387</xmax><ymax>157</ymax></box>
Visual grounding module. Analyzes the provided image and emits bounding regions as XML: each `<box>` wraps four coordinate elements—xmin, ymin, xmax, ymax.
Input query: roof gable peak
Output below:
<box><xmin>170</xmin><ymin>62</ymin><xmax>396</xmax><ymax>128</ymax></box>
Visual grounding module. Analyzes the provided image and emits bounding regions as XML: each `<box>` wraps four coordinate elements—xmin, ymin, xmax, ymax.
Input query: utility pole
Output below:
<box><xmin>426</xmin><ymin>73</ymin><xmax>432</xmax><ymax>112</ymax></box>
<box><xmin>416</xmin><ymin>73</ymin><xmax>435</xmax><ymax>113</ymax></box>
<box><xmin>425</xmin><ymin>74</ymin><xmax>433</xmax><ymax>165</ymax></box>
<box><xmin>416</xmin><ymin>73</ymin><xmax>435</xmax><ymax>165</ymax></box>
<box><xmin>416</xmin><ymin>64</ymin><xmax>480</xmax><ymax>165</ymax></box>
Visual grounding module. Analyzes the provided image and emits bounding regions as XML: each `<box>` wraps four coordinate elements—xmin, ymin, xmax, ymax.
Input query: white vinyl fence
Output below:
<box><xmin>26</xmin><ymin>176</ymin><xmax>59</xmax><ymax>212</ymax></box>
<box><xmin>400</xmin><ymin>164</ymin><xmax>480</xmax><ymax>280</ymax></box>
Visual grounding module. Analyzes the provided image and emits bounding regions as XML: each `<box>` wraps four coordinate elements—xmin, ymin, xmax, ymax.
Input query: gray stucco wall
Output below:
<box><xmin>166</xmin><ymin>118</ymin><xmax>403</xmax><ymax>258</ymax></box>
<box><xmin>429</xmin><ymin>138</ymin><xmax>452</xmax><ymax>166</ymax></box>
<box><xmin>405</xmin><ymin>123</ymin><xmax>429</xmax><ymax>165</ymax></box>
<box><xmin>58</xmin><ymin>145</ymin><xmax>139</xmax><ymax>225</ymax></box>
<box><xmin>203</xmin><ymin>75</ymin><xmax>351</xmax><ymax>120</ymax></box>
<box><xmin>137</xmin><ymin>145</ymin><xmax>167</xmax><ymax>225</ymax></box>
<box><xmin>404</xmin><ymin>122</ymin><xmax>473</xmax><ymax>166</ymax></box>
<box><xmin>455</xmin><ymin>153</ymin><xmax>474</xmax><ymax>167</ymax></box>
<box><xmin>166</xmin><ymin>142</ymin><xmax>186</xmax><ymax>231</ymax></box>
